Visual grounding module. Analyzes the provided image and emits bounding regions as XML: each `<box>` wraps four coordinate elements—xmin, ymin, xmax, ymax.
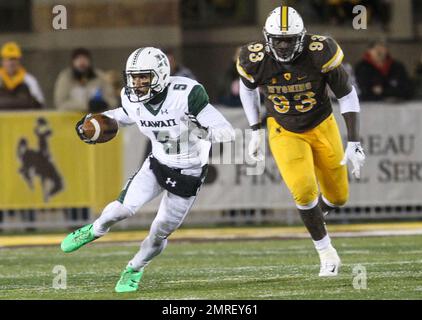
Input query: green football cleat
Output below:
<box><xmin>61</xmin><ymin>223</ymin><xmax>97</xmax><ymax>253</ymax></box>
<box><xmin>115</xmin><ymin>267</ymin><xmax>144</xmax><ymax>293</ymax></box>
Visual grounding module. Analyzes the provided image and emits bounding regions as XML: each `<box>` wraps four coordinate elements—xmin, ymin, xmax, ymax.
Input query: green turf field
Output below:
<box><xmin>1</xmin><ymin>235</ymin><xmax>422</xmax><ymax>299</ymax></box>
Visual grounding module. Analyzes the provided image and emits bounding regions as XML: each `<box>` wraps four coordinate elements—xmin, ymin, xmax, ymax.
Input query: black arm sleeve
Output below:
<box><xmin>325</xmin><ymin>64</ymin><xmax>353</xmax><ymax>99</ymax></box>
<box><xmin>240</xmin><ymin>75</ymin><xmax>258</xmax><ymax>90</ymax></box>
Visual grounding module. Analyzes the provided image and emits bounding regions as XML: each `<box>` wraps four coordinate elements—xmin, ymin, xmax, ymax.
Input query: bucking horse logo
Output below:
<box><xmin>17</xmin><ymin>117</ymin><xmax>64</xmax><ymax>202</ymax></box>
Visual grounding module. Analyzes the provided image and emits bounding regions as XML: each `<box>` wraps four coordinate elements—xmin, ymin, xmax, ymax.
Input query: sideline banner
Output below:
<box><xmin>2</xmin><ymin>103</ymin><xmax>420</xmax><ymax>214</ymax></box>
<box><xmin>0</xmin><ymin>111</ymin><xmax>122</xmax><ymax>212</ymax></box>
<box><xmin>122</xmin><ymin>103</ymin><xmax>422</xmax><ymax>211</ymax></box>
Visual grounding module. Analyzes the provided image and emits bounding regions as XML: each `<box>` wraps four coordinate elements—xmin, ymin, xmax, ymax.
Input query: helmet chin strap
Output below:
<box><xmin>129</xmin><ymin>88</ymin><xmax>149</xmax><ymax>103</ymax></box>
<box><xmin>128</xmin><ymin>84</ymin><xmax>162</xmax><ymax>103</ymax></box>
<box><xmin>270</xmin><ymin>43</ymin><xmax>295</xmax><ymax>63</ymax></box>
<box><xmin>137</xmin><ymin>86</ymin><xmax>166</xmax><ymax>104</ymax></box>
<box><xmin>125</xmin><ymin>68</ymin><xmax>165</xmax><ymax>103</ymax></box>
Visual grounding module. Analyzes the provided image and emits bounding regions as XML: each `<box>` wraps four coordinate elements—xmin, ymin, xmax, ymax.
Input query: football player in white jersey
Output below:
<box><xmin>61</xmin><ymin>47</ymin><xmax>235</xmax><ymax>293</ymax></box>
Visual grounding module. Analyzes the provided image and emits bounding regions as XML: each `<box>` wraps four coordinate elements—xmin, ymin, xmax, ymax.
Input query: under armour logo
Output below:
<box><xmin>161</xmin><ymin>109</ymin><xmax>168</xmax><ymax>114</ymax></box>
<box><xmin>166</xmin><ymin>177</ymin><xmax>177</xmax><ymax>187</ymax></box>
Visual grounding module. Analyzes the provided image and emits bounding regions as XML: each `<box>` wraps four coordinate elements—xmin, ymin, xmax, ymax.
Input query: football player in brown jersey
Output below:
<box><xmin>237</xmin><ymin>6</ymin><xmax>366</xmax><ymax>276</ymax></box>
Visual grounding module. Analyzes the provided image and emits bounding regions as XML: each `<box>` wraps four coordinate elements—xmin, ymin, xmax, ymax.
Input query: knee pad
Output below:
<box><xmin>150</xmin><ymin>218</ymin><xmax>179</xmax><ymax>242</ymax></box>
<box><xmin>103</xmin><ymin>201</ymin><xmax>135</xmax><ymax>222</ymax></box>
<box><xmin>292</xmin><ymin>178</ymin><xmax>319</xmax><ymax>207</ymax></box>
<box><xmin>93</xmin><ymin>201</ymin><xmax>135</xmax><ymax>236</ymax></box>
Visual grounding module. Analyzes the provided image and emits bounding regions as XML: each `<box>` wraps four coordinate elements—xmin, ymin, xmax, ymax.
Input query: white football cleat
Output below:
<box><xmin>318</xmin><ymin>246</ymin><xmax>341</xmax><ymax>277</ymax></box>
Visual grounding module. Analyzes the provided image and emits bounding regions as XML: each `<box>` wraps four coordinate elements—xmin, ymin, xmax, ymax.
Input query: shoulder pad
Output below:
<box><xmin>306</xmin><ymin>35</ymin><xmax>344</xmax><ymax>73</ymax></box>
<box><xmin>236</xmin><ymin>41</ymin><xmax>266</xmax><ymax>84</ymax></box>
<box><xmin>168</xmin><ymin>76</ymin><xmax>201</xmax><ymax>94</ymax></box>
<box><xmin>169</xmin><ymin>76</ymin><xmax>198</xmax><ymax>87</ymax></box>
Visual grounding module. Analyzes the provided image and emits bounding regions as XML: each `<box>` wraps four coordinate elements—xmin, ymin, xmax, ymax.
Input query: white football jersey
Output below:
<box><xmin>105</xmin><ymin>76</ymin><xmax>214</xmax><ymax>169</ymax></box>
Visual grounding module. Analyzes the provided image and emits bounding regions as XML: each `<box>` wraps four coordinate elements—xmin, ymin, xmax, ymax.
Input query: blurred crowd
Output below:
<box><xmin>309</xmin><ymin>0</ymin><xmax>391</xmax><ymax>29</ymax></box>
<box><xmin>0</xmin><ymin>39</ymin><xmax>421</xmax><ymax>112</ymax></box>
<box><xmin>0</xmin><ymin>42</ymin><xmax>197</xmax><ymax>112</ymax></box>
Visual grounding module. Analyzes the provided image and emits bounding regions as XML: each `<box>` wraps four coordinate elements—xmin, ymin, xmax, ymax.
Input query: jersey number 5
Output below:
<box><xmin>173</xmin><ymin>84</ymin><xmax>187</xmax><ymax>90</ymax></box>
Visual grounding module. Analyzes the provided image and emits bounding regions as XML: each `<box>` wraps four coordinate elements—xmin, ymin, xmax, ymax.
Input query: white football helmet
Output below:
<box><xmin>263</xmin><ymin>6</ymin><xmax>306</xmax><ymax>63</ymax></box>
<box><xmin>124</xmin><ymin>47</ymin><xmax>170</xmax><ymax>103</ymax></box>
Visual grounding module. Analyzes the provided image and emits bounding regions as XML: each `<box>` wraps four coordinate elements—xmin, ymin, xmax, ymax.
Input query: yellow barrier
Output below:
<box><xmin>0</xmin><ymin>111</ymin><xmax>122</xmax><ymax>213</ymax></box>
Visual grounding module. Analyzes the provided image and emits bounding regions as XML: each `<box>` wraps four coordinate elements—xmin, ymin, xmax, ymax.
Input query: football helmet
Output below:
<box><xmin>124</xmin><ymin>47</ymin><xmax>170</xmax><ymax>103</ymax></box>
<box><xmin>263</xmin><ymin>6</ymin><xmax>306</xmax><ymax>63</ymax></box>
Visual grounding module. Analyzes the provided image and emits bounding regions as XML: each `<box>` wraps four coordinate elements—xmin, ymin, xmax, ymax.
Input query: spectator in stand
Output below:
<box><xmin>163</xmin><ymin>48</ymin><xmax>197</xmax><ymax>80</ymax></box>
<box><xmin>104</xmin><ymin>69</ymin><xmax>123</xmax><ymax>106</ymax></box>
<box><xmin>355</xmin><ymin>40</ymin><xmax>413</xmax><ymax>101</ymax></box>
<box><xmin>217</xmin><ymin>47</ymin><xmax>242</xmax><ymax>107</ymax></box>
<box><xmin>54</xmin><ymin>48</ymin><xmax>117</xmax><ymax>112</ymax></box>
<box><xmin>0</xmin><ymin>41</ymin><xmax>45</xmax><ymax>110</ymax></box>
<box><xmin>413</xmin><ymin>53</ymin><xmax>422</xmax><ymax>99</ymax></box>
<box><xmin>218</xmin><ymin>47</ymin><xmax>266</xmax><ymax>108</ymax></box>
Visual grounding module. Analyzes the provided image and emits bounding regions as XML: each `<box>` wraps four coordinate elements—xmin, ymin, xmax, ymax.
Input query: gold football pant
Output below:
<box><xmin>268</xmin><ymin>114</ymin><xmax>348</xmax><ymax>209</ymax></box>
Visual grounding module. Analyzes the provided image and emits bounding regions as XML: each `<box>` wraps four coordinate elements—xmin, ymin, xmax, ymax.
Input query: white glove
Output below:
<box><xmin>249</xmin><ymin>129</ymin><xmax>264</xmax><ymax>162</ymax></box>
<box><xmin>340</xmin><ymin>141</ymin><xmax>366</xmax><ymax>179</ymax></box>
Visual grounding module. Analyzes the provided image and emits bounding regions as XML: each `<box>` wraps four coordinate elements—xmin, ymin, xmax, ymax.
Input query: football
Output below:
<box><xmin>82</xmin><ymin>114</ymin><xmax>118</xmax><ymax>143</ymax></box>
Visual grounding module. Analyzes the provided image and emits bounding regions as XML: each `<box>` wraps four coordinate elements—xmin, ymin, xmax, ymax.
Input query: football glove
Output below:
<box><xmin>340</xmin><ymin>141</ymin><xmax>366</xmax><ymax>179</ymax></box>
<box><xmin>249</xmin><ymin>129</ymin><xmax>265</xmax><ymax>162</ymax></box>
<box><xmin>75</xmin><ymin>113</ymin><xmax>96</xmax><ymax>144</ymax></box>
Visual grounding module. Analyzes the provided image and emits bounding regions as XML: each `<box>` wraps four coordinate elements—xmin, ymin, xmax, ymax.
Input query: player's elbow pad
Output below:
<box><xmin>338</xmin><ymin>86</ymin><xmax>360</xmax><ymax>114</ymax></box>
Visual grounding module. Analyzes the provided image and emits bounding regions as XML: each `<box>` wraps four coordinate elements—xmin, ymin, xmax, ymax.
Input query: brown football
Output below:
<box><xmin>82</xmin><ymin>114</ymin><xmax>118</xmax><ymax>143</ymax></box>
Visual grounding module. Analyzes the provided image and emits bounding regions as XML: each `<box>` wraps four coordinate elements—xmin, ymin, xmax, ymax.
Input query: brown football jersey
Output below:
<box><xmin>237</xmin><ymin>34</ymin><xmax>352</xmax><ymax>133</ymax></box>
